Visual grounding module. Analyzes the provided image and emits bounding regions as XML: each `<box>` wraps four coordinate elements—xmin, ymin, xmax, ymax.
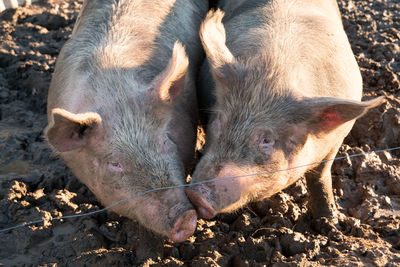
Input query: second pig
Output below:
<box><xmin>187</xmin><ymin>0</ymin><xmax>384</xmax><ymax>222</ymax></box>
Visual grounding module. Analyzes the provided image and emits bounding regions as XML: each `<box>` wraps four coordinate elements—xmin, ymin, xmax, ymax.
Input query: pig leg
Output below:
<box><xmin>136</xmin><ymin>225</ymin><xmax>164</xmax><ymax>263</ymax></box>
<box><xmin>305</xmin><ymin>148</ymin><xmax>340</xmax><ymax>222</ymax></box>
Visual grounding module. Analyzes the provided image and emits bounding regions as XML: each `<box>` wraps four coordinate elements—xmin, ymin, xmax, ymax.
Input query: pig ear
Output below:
<box><xmin>45</xmin><ymin>108</ymin><xmax>102</xmax><ymax>152</ymax></box>
<box><xmin>200</xmin><ymin>9</ymin><xmax>237</xmax><ymax>84</ymax></box>
<box><xmin>153</xmin><ymin>41</ymin><xmax>189</xmax><ymax>103</ymax></box>
<box><xmin>302</xmin><ymin>96</ymin><xmax>385</xmax><ymax>133</ymax></box>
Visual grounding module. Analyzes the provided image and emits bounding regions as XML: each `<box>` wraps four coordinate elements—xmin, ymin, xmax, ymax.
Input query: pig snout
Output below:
<box><xmin>162</xmin><ymin>189</ymin><xmax>198</xmax><ymax>242</ymax></box>
<box><xmin>117</xmin><ymin>188</ymin><xmax>198</xmax><ymax>242</ymax></box>
<box><xmin>187</xmin><ymin>163</ymin><xmax>254</xmax><ymax>218</ymax></box>
<box><xmin>170</xmin><ymin>208</ymin><xmax>197</xmax><ymax>242</ymax></box>
<box><xmin>186</xmin><ymin>186</ymin><xmax>217</xmax><ymax>219</ymax></box>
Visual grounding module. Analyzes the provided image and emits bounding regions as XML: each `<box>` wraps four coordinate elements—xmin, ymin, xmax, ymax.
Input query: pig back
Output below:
<box><xmin>214</xmin><ymin>0</ymin><xmax>362</xmax><ymax>101</ymax></box>
<box><xmin>48</xmin><ymin>0</ymin><xmax>208</xmax><ymax>115</ymax></box>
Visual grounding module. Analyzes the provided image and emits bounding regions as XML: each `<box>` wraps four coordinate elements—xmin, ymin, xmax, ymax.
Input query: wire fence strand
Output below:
<box><xmin>1</xmin><ymin>146</ymin><xmax>399</xmax><ymax>233</ymax></box>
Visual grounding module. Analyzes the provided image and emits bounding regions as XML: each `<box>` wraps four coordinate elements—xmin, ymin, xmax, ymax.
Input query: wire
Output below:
<box><xmin>0</xmin><ymin>146</ymin><xmax>399</xmax><ymax>233</ymax></box>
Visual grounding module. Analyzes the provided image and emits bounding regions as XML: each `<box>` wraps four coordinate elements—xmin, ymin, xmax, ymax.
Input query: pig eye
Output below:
<box><xmin>108</xmin><ymin>162</ymin><xmax>124</xmax><ymax>172</ymax></box>
<box><xmin>258</xmin><ymin>134</ymin><xmax>275</xmax><ymax>154</ymax></box>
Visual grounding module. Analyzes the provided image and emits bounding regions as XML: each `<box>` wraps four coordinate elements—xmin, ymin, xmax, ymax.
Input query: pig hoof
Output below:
<box><xmin>170</xmin><ymin>209</ymin><xmax>197</xmax><ymax>242</ymax></box>
<box><xmin>311</xmin><ymin>217</ymin><xmax>338</xmax><ymax>235</ymax></box>
<box><xmin>186</xmin><ymin>189</ymin><xmax>217</xmax><ymax>219</ymax></box>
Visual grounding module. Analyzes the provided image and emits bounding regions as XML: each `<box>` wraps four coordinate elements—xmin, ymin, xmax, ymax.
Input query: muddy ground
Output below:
<box><xmin>0</xmin><ymin>0</ymin><xmax>399</xmax><ymax>266</ymax></box>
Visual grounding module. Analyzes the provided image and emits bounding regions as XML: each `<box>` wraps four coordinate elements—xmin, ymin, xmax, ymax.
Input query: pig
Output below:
<box><xmin>44</xmin><ymin>0</ymin><xmax>208</xmax><ymax>243</ymax></box>
<box><xmin>186</xmin><ymin>0</ymin><xmax>384</xmax><ymax>224</ymax></box>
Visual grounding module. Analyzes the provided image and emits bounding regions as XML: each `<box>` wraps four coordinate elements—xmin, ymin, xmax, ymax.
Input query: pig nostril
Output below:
<box><xmin>197</xmin><ymin>205</ymin><xmax>217</xmax><ymax>219</ymax></box>
<box><xmin>185</xmin><ymin>189</ymin><xmax>217</xmax><ymax>219</ymax></box>
<box><xmin>170</xmin><ymin>209</ymin><xmax>197</xmax><ymax>243</ymax></box>
<box><xmin>198</xmin><ymin>207</ymin><xmax>214</xmax><ymax>219</ymax></box>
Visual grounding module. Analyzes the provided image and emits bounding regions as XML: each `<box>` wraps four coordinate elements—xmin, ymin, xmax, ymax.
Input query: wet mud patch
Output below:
<box><xmin>0</xmin><ymin>0</ymin><xmax>399</xmax><ymax>265</ymax></box>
